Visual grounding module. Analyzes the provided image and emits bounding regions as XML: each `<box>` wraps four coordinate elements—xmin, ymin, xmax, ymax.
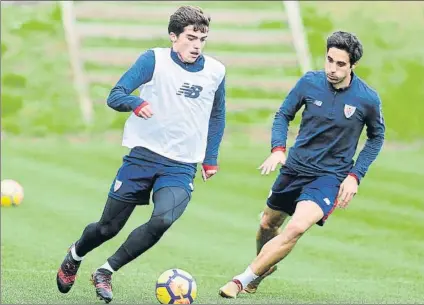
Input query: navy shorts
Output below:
<box><xmin>267</xmin><ymin>167</ymin><xmax>340</xmax><ymax>226</ymax></box>
<box><xmin>108</xmin><ymin>147</ymin><xmax>197</xmax><ymax>205</ymax></box>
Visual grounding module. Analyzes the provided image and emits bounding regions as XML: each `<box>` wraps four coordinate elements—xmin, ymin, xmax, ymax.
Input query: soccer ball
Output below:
<box><xmin>155</xmin><ymin>269</ymin><xmax>197</xmax><ymax>304</ymax></box>
<box><xmin>1</xmin><ymin>179</ymin><xmax>24</xmax><ymax>207</ymax></box>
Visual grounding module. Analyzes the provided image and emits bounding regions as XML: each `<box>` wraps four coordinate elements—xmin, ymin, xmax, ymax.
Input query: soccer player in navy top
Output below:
<box><xmin>219</xmin><ymin>31</ymin><xmax>385</xmax><ymax>298</ymax></box>
<box><xmin>56</xmin><ymin>6</ymin><xmax>226</xmax><ymax>303</ymax></box>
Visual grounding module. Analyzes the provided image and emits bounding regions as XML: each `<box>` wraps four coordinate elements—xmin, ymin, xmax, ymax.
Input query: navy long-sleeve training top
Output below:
<box><xmin>106</xmin><ymin>49</ymin><xmax>226</xmax><ymax>166</ymax></box>
<box><xmin>272</xmin><ymin>70</ymin><xmax>385</xmax><ymax>183</ymax></box>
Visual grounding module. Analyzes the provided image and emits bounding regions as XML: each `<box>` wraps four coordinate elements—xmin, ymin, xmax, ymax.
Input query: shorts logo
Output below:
<box><xmin>189</xmin><ymin>183</ymin><xmax>194</xmax><ymax>191</ymax></box>
<box><xmin>344</xmin><ymin>104</ymin><xmax>356</xmax><ymax>118</ymax></box>
<box><xmin>177</xmin><ymin>82</ymin><xmax>203</xmax><ymax>99</ymax></box>
<box><xmin>324</xmin><ymin>198</ymin><xmax>331</xmax><ymax>205</ymax></box>
<box><xmin>114</xmin><ymin>180</ymin><xmax>122</xmax><ymax>192</ymax></box>
<box><xmin>379</xmin><ymin>103</ymin><xmax>384</xmax><ymax>124</ymax></box>
<box><xmin>268</xmin><ymin>190</ymin><xmax>273</xmax><ymax>198</ymax></box>
<box><xmin>313</xmin><ymin>100</ymin><xmax>323</xmax><ymax>107</ymax></box>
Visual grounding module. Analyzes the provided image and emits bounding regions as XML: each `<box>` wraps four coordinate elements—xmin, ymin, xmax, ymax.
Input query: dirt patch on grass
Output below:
<box><xmin>82</xmin><ymin>48</ymin><xmax>298</xmax><ymax>69</ymax></box>
<box><xmin>78</xmin><ymin>23</ymin><xmax>292</xmax><ymax>46</ymax></box>
<box><xmin>75</xmin><ymin>2</ymin><xmax>288</xmax><ymax>24</ymax></box>
<box><xmin>88</xmin><ymin>73</ymin><xmax>296</xmax><ymax>92</ymax></box>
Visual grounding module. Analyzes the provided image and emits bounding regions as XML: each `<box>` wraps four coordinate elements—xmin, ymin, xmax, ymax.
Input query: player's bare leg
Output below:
<box><xmin>241</xmin><ymin>207</ymin><xmax>288</xmax><ymax>294</ymax></box>
<box><xmin>219</xmin><ymin>200</ymin><xmax>323</xmax><ymax>298</ymax></box>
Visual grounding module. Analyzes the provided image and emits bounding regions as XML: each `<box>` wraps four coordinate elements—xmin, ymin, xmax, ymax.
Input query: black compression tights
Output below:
<box><xmin>75</xmin><ymin>187</ymin><xmax>190</xmax><ymax>271</ymax></box>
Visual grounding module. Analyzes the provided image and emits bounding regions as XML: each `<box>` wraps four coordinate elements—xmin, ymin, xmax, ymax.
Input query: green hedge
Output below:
<box><xmin>1</xmin><ymin>4</ymin><xmax>85</xmax><ymax>136</ymax></box>
<box><xmin>2</xmin><ymin>2</ymin><xmax>422</xmax><ymax>140</ymax></box>
<box><xmin>301</xmin><ymin>3</ymin><xmax>424</xmax><ymax>141</ymax></box>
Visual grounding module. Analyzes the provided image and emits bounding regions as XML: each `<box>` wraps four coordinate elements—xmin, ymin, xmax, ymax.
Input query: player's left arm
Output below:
<box><xmin>202</xmin><ymin>76</ymin><xmax>226</xmax><ymax>181</ymax></box>
<box><xmin>338</xmin><ymin>96</ymin><xmax>385</xmax><ymax>208</ymax></box>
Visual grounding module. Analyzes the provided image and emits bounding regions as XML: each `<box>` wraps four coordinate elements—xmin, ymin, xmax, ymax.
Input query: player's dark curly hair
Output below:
<box><xmin>168</xmin><ymin>6</ymin><xmax>210</xmax><ymax>36</ymax></box>
<box><xmin>327</xmin><ymin>31</ymin><xmax>363</xmax><ymax>66</ymax></box>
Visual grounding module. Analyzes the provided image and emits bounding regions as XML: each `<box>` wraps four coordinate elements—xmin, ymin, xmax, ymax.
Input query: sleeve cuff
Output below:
<box><xmin>202</xmin><ymin>164</ymin><xmax>218</xmax><ymax>171</ymax></box>
<box><xmin>348</xmin><ymin>173</ymin><xmax>360</xmax><ymax>184</ymax></box>
<box><xmin>133</xmin><ymin>101</ymin><xmax>149</xmax><ymax>115</ymax></box>
<box><xmin>271</xmin><ymin>146</ymin><xmax>286</xmax><ymax>153</ymax></box>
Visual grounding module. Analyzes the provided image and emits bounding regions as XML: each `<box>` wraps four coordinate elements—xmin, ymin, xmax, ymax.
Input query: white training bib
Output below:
<box><xmin>122</xmin><ymin>48</ymin><xmax>225</xmax><ymax>163</ymax></box>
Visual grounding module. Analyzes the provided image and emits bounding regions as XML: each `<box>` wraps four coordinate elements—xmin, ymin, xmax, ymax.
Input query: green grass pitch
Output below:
<box><xmin>1</xmin><ymin>136</ymin><xmax>423</xmax><ymax>304</ymax></box>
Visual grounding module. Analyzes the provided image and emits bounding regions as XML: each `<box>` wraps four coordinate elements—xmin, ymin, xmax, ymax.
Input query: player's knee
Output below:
<box><xmin>260</xmin><ymin>212</ymin><xmax>280</xmax><ymax>232</ymax></box>
<box><xmin>284</xmin><ymin>221</ymin><xmax>308</xmax><ymax>241</ymax></box>
<box><xmin>97</xmin><ymin>222</ymin><xmax>121</xmax><ymax>239</ymax></box>
<box><xmin>148</xmin><ymin>214</ymin><xmax>174</xmax><ymax>237</ymax></box>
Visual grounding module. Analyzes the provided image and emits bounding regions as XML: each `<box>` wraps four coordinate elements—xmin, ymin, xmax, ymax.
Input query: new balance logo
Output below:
<box><xmin>176</xmin><ymin>82</ymin><xmax>203</xmax><ymax>99</ymax></box>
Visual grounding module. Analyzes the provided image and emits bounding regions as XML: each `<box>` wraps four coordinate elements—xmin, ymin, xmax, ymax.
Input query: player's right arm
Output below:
<box><xmin>258</xmin><ymin>74</ymin><xmax>307</xmax><ymax>175</ymax></box>
<box><xmin>106</xmin><ymin>50</ymin><xmax>155</xmax><ymax>118</ymax></box>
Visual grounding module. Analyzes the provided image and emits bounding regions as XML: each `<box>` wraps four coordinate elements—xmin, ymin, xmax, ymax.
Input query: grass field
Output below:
<box><xmin>1</xmin><ymin>135</ymin><xmax>423</xmax><ymax>304</ymax></box>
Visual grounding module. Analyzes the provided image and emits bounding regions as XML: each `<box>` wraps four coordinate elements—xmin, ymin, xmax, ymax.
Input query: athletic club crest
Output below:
<box><xmin>344</xmin><ymin>104</ymin><xmax>356</xmax><ymax>118</ymax></box>
<box><xmin>114</xmin><ymin>180</ymin><xmax>122</xmax><ymax>192</ymax></box>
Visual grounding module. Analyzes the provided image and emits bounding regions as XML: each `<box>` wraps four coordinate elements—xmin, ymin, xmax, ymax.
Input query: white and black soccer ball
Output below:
<box><xmin>155</xmin><ymin>269</ymin><xmax>197</xmax><ymax>304</ymax></box>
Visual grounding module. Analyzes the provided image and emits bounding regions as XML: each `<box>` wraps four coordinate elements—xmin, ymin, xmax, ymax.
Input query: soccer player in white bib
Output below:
<box><xmin>56</xmin><ymin>6</ymin><xmax>226</xmax><ymax>303</ymax></box>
